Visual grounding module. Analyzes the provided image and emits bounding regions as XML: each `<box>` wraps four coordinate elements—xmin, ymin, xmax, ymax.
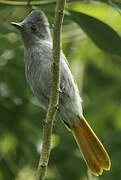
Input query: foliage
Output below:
<box><xmin>0</xmin><ymin>0</ymin><xmax>121</xmax><ymax>180</ymax></box>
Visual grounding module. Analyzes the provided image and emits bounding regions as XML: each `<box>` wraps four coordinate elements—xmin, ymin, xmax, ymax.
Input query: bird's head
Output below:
<box><xmin>11</xmin><ymin>10</ymin><xmax>51</xmax><ymax>44</ymax></box>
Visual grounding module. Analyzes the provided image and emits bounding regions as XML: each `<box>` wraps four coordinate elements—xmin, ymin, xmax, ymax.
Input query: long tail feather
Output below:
<box><xmin>71</xmin><ymin>116</ymin><xmax>111</xmax><ymax>176</ymax></box>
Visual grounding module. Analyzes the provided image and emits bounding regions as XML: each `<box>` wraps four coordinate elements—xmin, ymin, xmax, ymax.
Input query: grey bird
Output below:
<box><xmin>11</xmin><ymin>10</ymin><xmax>111</xmax><ymax>175</ymax></box>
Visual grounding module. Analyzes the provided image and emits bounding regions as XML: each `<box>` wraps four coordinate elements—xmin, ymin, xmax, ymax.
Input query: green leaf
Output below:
<box><xmin>108</xmin><ymin>1</ymin><xmax>121</xmax><ymax>15</ymax></box>
<box><xmin>67</xmin><ymin>1</ymin><xmax>121</xmax><ymax>32</ymax></box>
<box><xmin>69</xmin><ymin>10</ymin><xmax>121</xmax><ymax>56</ymax></box>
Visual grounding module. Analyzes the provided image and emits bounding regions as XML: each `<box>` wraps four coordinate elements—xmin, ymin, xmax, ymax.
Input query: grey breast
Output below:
<box><xmin>24</xmin><ymin>40</ymin><xmax>78</xmax><ymax>113</ymax></box>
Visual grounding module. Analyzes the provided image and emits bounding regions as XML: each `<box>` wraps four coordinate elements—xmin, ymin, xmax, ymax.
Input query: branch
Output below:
<box><xmin>36</xmin><ymin>0</ymin><xmax>66</xmax><ymax>180</ymax></box>
<box><xmin>0</xmin><ymin>0</ymin><xmax>56</xmax><ymax>6</ymax></box>
<box><xmin>0</xmin><ymin>0</ymin><xmax>81</xmax><ymax>6</ymax></box>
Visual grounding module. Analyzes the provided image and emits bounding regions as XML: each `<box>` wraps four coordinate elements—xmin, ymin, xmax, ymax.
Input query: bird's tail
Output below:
<box><xmin>71</xmin><ymin>116</ymin><xmax>111</xmax><ymax>176</ymax></box>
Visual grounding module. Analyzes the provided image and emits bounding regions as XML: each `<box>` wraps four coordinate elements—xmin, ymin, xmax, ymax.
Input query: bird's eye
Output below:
<box><xmin>31</xmin><ymin>24</ymin><xmax>37</xmax><ymax>31</ymax></box>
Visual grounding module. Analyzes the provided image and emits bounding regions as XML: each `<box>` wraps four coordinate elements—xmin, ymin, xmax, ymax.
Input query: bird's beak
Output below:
<box><xmin>11</xmin><ymin>22</ymin><xmax>23</xmax><ymax>30</ymax></box>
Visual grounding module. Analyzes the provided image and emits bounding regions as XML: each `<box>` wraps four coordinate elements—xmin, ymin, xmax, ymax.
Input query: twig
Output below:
<box><xmin>36</xmin><ymin>0</ymin><xmax>66</xmax><ymax>180</ymax></box>
<box><xmin>0</xmin><ymin>0</ymin><xmax>56</xmax><ymax>6</ymax></box>
<box><xmin>0</xmin><ymin>0</ymin><xmax>82</xmax><ymax>6</ymax></box>
<box><xmin>27</xmin><ymin>0</ymin><xmax>31</xmax><ymax>8</ymax></box>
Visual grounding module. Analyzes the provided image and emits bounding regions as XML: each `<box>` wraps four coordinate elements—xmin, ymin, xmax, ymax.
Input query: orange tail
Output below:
<box><xmin>71</xmin><ymin>116</ymin><xmax>111</xmax><ymax>176</ymax></box>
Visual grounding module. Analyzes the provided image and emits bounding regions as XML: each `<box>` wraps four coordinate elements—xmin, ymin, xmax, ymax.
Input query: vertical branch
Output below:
<box><xmin>37</xmin><ymin>0</ymin><xmax>66</xmax><ymax>180</ymax></box>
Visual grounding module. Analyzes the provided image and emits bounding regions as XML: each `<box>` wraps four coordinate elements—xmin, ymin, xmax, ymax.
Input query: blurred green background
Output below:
<box><xmin>0</xmin><ymin>0</ymin><xmax>121</xmax><ymax>180</ymax></box>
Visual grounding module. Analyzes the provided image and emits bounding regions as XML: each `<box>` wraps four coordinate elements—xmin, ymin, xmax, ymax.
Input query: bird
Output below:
<box><xmin>11</xmin><ymin>10</ymin><xmax>111</xmax><ymax>176</ymax></box>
